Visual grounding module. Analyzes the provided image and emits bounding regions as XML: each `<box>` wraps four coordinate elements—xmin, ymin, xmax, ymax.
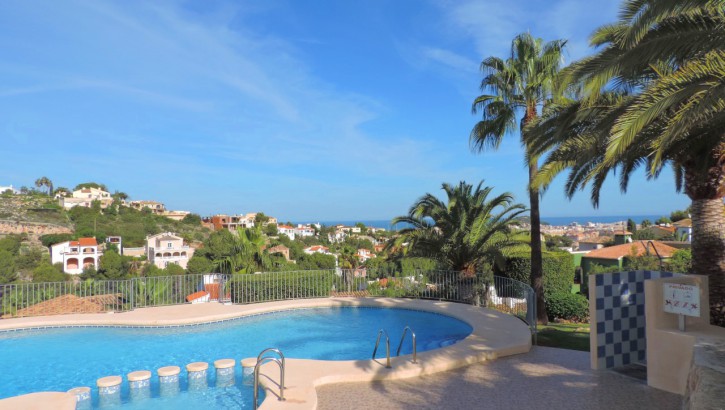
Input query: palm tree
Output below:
<box><xmin>526</xmin><ymin>0</ymin><xmax>725</xmax><ymax>325</ymax></box>
<box><xmin>470</xmin><ymin>33</ymin><xmax>566</xmax><ymax>323</ymax></box>
<box><xmin>213</xmin><ymin>226</ymin><xmax>271</xmax><ymax>274</ymax></box>
<box><xmin>390</xmin><ymin>181</ymin><xmax>529</xmax><ymax>276</ymax></box>
<box><xmin>34</xmin><ymin>177</ymin><xmax>53</xmax><ymax>196</ymax></box>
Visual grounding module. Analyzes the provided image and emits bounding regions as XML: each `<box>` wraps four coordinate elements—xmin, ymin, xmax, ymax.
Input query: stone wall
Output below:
<box><xmin>684</xmin><ymin>336</ymin><xmax>725</xmax><ymax>410</ymax></box>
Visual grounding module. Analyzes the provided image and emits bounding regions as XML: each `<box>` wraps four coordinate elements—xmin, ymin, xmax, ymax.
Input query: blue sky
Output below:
<box><xmin>0</xmin><ymin>0</ymin><xmax>690</xmax><ymax>221</ymax></box>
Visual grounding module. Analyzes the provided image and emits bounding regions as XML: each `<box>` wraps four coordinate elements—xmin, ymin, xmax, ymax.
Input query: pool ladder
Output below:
<box><xmin>253</xmin><ymin>348</ymin><xmax>285</xmax><ymax>410</ymax></box>
<box><xmin>372</xmin><ymin>326</ymin><xmax>417</xmax><ymax>368</ymax></box>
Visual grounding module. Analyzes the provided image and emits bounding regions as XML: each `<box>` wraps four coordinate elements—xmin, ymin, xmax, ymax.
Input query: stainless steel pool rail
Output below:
<box><xmin>253</xmin><ymin>348</ymin><xmax>285</xmax><ymax>410</ymax></box>
<box><xmin>396</xmin><ymin>326</ymin><xmax>417</xmax><ymax>363</ymax></box>
<box><xmin>372</xmin><ymin>329</ymin><xmax>391</xmax><ymax>368</ymax></box>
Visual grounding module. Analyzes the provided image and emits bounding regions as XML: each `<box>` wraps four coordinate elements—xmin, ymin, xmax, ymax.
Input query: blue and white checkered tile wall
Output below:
<box><xmin>593</xmin><ymin>270</ymin><xmax>681</xmax><ymax>369</ymax></box>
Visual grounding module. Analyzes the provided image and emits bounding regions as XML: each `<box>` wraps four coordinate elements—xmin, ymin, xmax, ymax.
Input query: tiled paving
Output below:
<box><xmin>316</xmin><ymin>346</ymin><xmax>681</xmax><ymax>410</ymax></box>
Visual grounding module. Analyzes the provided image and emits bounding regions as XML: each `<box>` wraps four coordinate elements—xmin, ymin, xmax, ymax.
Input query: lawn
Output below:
<box><xmin>536</xmin><ymin>322</ymin><xmax>590</xmax><ymax>351</ymax></box>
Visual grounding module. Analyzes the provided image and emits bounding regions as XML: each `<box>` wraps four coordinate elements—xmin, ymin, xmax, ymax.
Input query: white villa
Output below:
<box><xmin>295</xmin><ymin>225</ymin><xmax>315</xmax><ymax>238</ymax></box>
<box><xmin>0</xmin><ymin>185</ymin><xmax>18</xmax><ymax>195</ymax></box>
<box><xmin>673</xmin><ymin>218</ymin><xmax>693</xmax><ymax>242</ymax></box>
<box><xmin>277</xmin><ymin>225</ymin><xmax>296</xmax><ymax>240</ymax></box>
<box><xmin>61</xmin><ymin>187</ymin><xmax>113</xmax><ymax>209</ymax></box>
<box><xmin>50</xmin><ymin>238</ymin><xmax>102</xmax><ymax>274</ymax></box>
<box><xmin>146</xmin><ymin>232</ymin><xmax>195</xmax><ymax>269</ymax></box>
<box><xmin>357</xmin><ymin>248</ymin><xmax>373</xmax><ymax>262</ymax></box>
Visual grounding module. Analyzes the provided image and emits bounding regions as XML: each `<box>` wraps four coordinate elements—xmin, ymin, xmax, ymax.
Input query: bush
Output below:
<box><xmin>229</xmin><ymin>271</ymin><xmax>341</xmax><ymax>303</ymax></box>
<box><xmin>496</xmin><ymin>251</ymin><xmax>574</xmax><ymax>300</ymax></box>
<box><xmin>546</xmin><ymin>292</ymin><xmax>589</xmax><ymax>322</ymax></box>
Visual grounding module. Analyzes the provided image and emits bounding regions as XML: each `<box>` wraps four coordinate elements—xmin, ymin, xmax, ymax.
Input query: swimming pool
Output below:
<box><xmin>0</xmin><ymin>307</ymin><xmax>472</xmax><ymax>408</ymax></box>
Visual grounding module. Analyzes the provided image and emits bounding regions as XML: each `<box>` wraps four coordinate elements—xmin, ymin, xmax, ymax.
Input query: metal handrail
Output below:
<box><xmin>396</xmin><ymin>326</ymin><xmax>417</xmax><ymax>363</ymax></box>
<box><xmin>253</xmin><ymin>348</ymin><xmax>286</xmax><ymax>410</ymax></box>
<box><xmin>372</xmin><ymin>329</ymin><xmax>391</xmax><ymax>368</ymax></box>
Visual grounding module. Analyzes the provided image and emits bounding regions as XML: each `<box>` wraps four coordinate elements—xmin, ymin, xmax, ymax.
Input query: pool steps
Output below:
<box><xmin>71</xmin><ymin>357</ymin><xmax>252</xmax><ymax>406</ymax></box>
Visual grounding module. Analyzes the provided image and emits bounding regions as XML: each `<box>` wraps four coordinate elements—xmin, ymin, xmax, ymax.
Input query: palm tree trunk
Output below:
<box><xmin>689</xmin><ymin>197</ymin><xmax>725</xmax><ymax>326</ymax></box>
<box><xmin>524</xmin><ymin>104</ymin><xmax>547</xmax><ymax>325</ymax></box>
<box><xmin>529</xmin><ymin>162</ymin><xmax>547</xmax><ymax>324</ymax></box>
<box><xmin>685</xmin><ymin>161</ymin><xmax>725</xmax><ymax>327</ymax></box>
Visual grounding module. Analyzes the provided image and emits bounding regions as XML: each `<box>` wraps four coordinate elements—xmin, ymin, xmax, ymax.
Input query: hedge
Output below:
<box><xmin>545</xmin><ymin>292</ymin><xmax>589</xmax><ymax>322</ymax></box>
<box><xmin>229</xmin><ymin>270</ymin><xmax>354</xmax><ymax>303</ymax></box>
<box><xmin>496</xmin><ymin>251</ymin><xmax>574</xmax><ymax>300</ymax></box>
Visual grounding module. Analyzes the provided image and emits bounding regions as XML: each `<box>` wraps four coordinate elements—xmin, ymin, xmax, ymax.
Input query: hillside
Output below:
<box><xmin>0</xmin><ymin>193</ymin><xmax>210</xmax><ymax>247</ymax></box>
<box><xmin>0</xmin><ymin>194</ymin><xmax>71</xmax><ymax>227</ymax></box>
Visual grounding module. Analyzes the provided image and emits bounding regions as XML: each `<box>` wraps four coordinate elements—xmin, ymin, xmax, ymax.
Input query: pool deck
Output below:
<box><xmin>0</xmin><ymin>298</ymin><xmax>532</xmax><ymax>410</ymax></box>
<box><xmin>316</xmin><ymin>346</ymin><xmax>682</xmax><ymax>410</ymax></box>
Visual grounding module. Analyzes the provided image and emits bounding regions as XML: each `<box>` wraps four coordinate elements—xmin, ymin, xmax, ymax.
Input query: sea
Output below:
<box><xmin>298</xmin><ymin>215</ymin><xmax>665</xmax><ymax>230</ymax></box>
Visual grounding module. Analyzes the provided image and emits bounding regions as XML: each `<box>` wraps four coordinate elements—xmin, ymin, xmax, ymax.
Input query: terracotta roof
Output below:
<box><xmin>645</xmin><ymin>225</ymin><xmax>676</xmax><ymax>233</ymax></box>
<box><xmin>673</xmin><ymin>218</ymin><xmax>692</xmax><ymax>227</ymax></box>
<box><xmin>584</xmin><ymin>240</ymin><xmax>678</xmax><ymax>260</ymax></box>
<box><xmin>78</xmin><ymin>237</ymin><xmax>97</xmax><ymax>246</ymax></box>
<box><xmin>580</xmin><ymin>236</ymin><xmax>611</xmax><ymax>244</ymax></box>
<box><xmin>186</xmin><ymin>291</ymin><xmax>209</xmax><ymax>302</ymax></box>
<box><xmin>614</xmin><ymin>230</ymin><xmax>633</xmax><ymax>235</ymax></box>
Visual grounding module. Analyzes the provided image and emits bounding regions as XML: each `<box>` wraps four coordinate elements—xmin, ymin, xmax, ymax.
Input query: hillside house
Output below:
<box><xmin>61</xmin><ymin>187</ymin><xmax>113</xmax><ymax>209</ymax></box>
<box><xmin>50</xmin><ymin>238</ymin><xmax>102</xmax><ymax>274</ymax></box>
<box><xmin>146</xmin><ymin>232</ymin><xmax>195</xmax><ymax>269</ymax></box>
<box><xmin>277</xmin><ymin>225</ymin><xmax>296</xmax><ymax>240</ymax></box>
<box><xmin>357</xmin><ymin>248</ymin><xmax>373</xmax><ymax>262</ymax></box>
<box><xmin>304</xmin><ymin>245</ymin><xmax>330</xmax><ymax>255</ymax></box>
<box><xmin>578</xmin><ymin>236</ymin><xmax>611</xmax><ymax>251</ymax></box>
<box><xmin>268</xmin><ymin>244</ymin><xmax>291</xmax><ymax>261</ymax></box>
<box><xmin>128</xmin><ymin>200</ymin><xmax>166</xmax><ymax>215</ymax></box>
<box><xmin>673</xmin><ymin>218</ymin><xmax>692</xmax><ymax>242</ymax></box>
<box><xmin>581</xmin><ymin>240</ymin><xmax>678</xmax><ymax>275</ymax></box>
<box><xmin>0</xmin><ymin>185</ymin><xmax>18</xmax><ymax>195</ymax></box>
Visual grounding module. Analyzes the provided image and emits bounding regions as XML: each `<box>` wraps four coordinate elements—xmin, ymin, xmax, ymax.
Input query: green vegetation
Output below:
<box><xmin>471</xmin><ymin>32</ymin><xmax>566</xmax><ymax>325</ymax></box>
<box><xmin>525</xmin><ymin>0</ymin><xmax>725</xmax><ymax>326</ymax></box>
<box><xmin>66</xmin><ymin>201</ymin><xmax>208</xmax><ymax>247</ymax></box>
<box><xmin>537</xmin><ymin>323</ymin><xmax>590</xmax><ymax>351</ymax></box>
<box><xmin>545</xmin><ymin>292</ymin><xmax>589</xmax><ymax>322</ymax></box>
<box><xmin>390</xmin><ymin>181</ymin><xmax>529</xmax><ymax>275</ymax></box>
<box><xmin>497</xmin><ymin>251</ymin><xmax>574</xmax><ymax>300</ymax></box>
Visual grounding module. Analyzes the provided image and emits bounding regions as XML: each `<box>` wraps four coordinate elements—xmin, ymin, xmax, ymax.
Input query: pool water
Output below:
<box><xmin>0</xmin><ymin>307</ymin><xmax>472</xmax><ymax>408</ymax></box>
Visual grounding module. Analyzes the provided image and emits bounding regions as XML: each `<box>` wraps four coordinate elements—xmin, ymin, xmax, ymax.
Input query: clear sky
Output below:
<box><xmin>0</xmin><ymin>0</ymin><xmax>690</xmax><ymax>221</ymax></box>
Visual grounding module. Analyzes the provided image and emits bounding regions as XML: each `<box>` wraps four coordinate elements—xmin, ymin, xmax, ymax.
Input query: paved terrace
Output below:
<box><xmin>317</xmin><ymin>346</ymin><xmax>681</xmax><ymax>410</ymax></box>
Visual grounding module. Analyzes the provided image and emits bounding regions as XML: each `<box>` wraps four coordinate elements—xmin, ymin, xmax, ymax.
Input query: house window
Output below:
<box><xmin>164</xmin><ymin>262</ymin><xmax>169</xmax><ymax>267</ymax></box>
<box><xmin>167</xmin><ymin>242</ymin><xmax>172</xmax><ymax>248</ymax></box>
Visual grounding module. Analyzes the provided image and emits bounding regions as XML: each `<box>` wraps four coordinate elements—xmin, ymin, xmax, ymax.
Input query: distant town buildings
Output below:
<box><xmin>50</xmin><ymin>238</ymin><xmax>102</xmax><ymax>274</ymax></box>
<box><xmin>145</xmin><ymin>232</ymin><xmax>195</xmax><ymax>269</ymax></box>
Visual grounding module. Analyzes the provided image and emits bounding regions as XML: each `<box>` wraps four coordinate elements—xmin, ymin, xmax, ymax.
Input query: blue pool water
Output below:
<box><xmin>0</xmin><ymin>307</ymin><xmax>472</xmax><ymax>408</ymax></box>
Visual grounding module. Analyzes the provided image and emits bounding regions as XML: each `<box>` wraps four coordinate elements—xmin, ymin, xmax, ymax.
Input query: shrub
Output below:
<box><xmin>546</xmin><ymin>292</ymin><xmax>589</xmax><ymax>322</ymax></box>
<box><xmin>496</xmin><ymin>251</ymin><xmax>574</xmax><ymax>300</ymax></box>
<box><xmin>229</xmin><ymin>271</ymin><xmax>340</xmax><ymax>303</ymax></box>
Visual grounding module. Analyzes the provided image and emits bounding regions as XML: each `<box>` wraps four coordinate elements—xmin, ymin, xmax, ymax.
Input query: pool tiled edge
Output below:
<box><xmin>0</xmin><ymin>298</ymin><xmax>532</xmax><ymax>410</ymax></box>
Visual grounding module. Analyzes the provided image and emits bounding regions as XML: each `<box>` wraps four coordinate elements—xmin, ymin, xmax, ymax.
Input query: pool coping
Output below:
<box><xmin>0</xmin><ymin>298</ymin><xmax>532</xmax><ymax>410</ymax></box>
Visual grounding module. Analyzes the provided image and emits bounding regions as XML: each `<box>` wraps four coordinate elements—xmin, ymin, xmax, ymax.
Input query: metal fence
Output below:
<box><xmin>0</xmin><ymin>269</ymin><xmax>536</xmax><ymax>335</ymax></box>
